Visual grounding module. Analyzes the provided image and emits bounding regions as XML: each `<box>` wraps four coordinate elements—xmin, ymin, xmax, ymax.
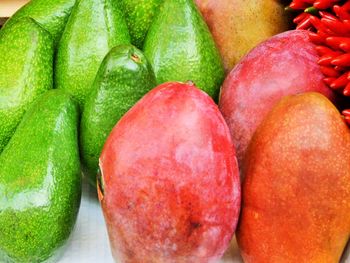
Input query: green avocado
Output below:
<box><xmin>143</xmin><ymin>0</ymin><xmax>224</xmax><ymax>100</ymax></box>
<box><xmin>0</xmin><ymin>18</ymin><xmax>53</xmax><ymax>153</ymax></box>
<box><xmin>80</xmin><ymin>45</ymin><xmax>156</xmax><ymax>185</ymax></box>
<box><xmin>55</xmin><ymin>0</ymin><xmax>131</xmax><ymax>108</ymax></box>
<box><xmin>117</xmin><ymin>0</ymin><xmax>163</xmax><ymax>49</ymax></box>
<box><xmin>0</xmin><ymin>90</ymin><xmax>81</xmax><ymax>263</ymax></box>
<box><xmin>2</xmin><ymin>0</ymin><xmax>76</xmax><ymax>46</ymax></box>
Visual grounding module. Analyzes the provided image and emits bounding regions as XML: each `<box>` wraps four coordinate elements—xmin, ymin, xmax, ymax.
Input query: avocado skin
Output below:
<box><xmin>0</xmin><ymin>90</ymin><xmax>81</xmax><ymax>263</ymax></box>
<box><xmin>117</xmin><ymin>0</ymin><xmax>163</xmax><ymax>49</ymax></box>
<box><xmin>0</xmin><ymin>18</ymin><xmax>54</xmax><ymax>153</ymax></box>
<box><xmin>2</xmin><ymin>0</ymin><xmax>76</xmax><ymax>46</ymax></box>
<box><xmin>55</xmin><ymin>0</ymin><xmax>131</xmax><ymax>108</ymax></box>
<box><xmin>80</xmin><ymin>45</ymin><xmax>156</xmax><ymax>185</ymax></box>
<box><xmin>143</xmin><ymin>0</ymin><xmax>224</xmax><ymax>100</ymax></box>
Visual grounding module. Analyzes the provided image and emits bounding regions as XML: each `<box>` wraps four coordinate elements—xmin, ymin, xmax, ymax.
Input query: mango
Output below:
<box><xmin>99</xmin><ymin>82</ymin><xmax>241</xmax><ymax>262</ymax></box>
<box><xmin>237</xmin><ymin>92</ymin><xmax>350</xmax><ymax>263</ymax></box>
<box><xmin>219</xmin><ymin>30</ymin><xmax>336</xmax><ymax>166</ymax></box>
<box><xmin>195</xmin><ymin>0</ymin><xmax>290</xmax><ymax>72</ymax></box>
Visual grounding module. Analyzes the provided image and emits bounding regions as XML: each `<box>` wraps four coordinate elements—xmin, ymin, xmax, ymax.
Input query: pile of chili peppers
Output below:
<box><xmin>289</xmin><ymin>0</ymin><xmax>350</xmax><ymax>123</ymax></box>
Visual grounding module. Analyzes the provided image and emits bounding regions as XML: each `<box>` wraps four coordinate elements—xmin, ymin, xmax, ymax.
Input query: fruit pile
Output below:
<box><xmin>0</xmin><ymin>0</ymin><xmax>350</xmax><ymax>262</ymax></box>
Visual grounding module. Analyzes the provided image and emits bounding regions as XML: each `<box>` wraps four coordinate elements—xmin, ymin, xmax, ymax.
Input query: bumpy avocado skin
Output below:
<box><xmin>0</xmin><ymin>18</ymin><xmax>54</xmax><ymax>153</ymax></box>
<box><xmin>80</xmin><ymin>45</ymin><xmax>157</xmax><ymax>185</ymax></box>
<box><xmin>143</xmin><ymin>0</ymin><xmax>224</xmax><ymax>100</ymax></box>
<box><xmin>55</xmin><ymin>0</ymin><xmax>131</xmax><ymax>108</ymax></box>
<box><xmin>117</xmin><ymin>0</ymin><xmax>163</xmax><ymax>49</ymax></box>
<box><xmin>2</xmin><ymin>0</ymin><xmax>76</xmax><ymax>46</ymax></box>
<box><xmin>0</xmin><ymin>90</ymin><xmax>81</xmax><ymax>263</ymax></box>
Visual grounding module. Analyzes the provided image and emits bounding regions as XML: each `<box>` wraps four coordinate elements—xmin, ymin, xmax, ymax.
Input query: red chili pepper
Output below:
<box><xmin>343</xmin><ymin>82</ymin><xmax>350</xmax><ymax>96</ymax></box>
<box><xmin>320</xmin><ymin>66</ymin><xmax>341</xmax><ymax>77</ymax></box>
<box><xmin>342</xmin><ymin>110</ymin><xmax>350</xmax><ymax>125</ymax></box>
<box><xmin>330</xmin><ymin>72</ymin><xmax>349</xmax><ymax>89</ymax></box>
<box><xmin>332</xmin><ymin>53</ymin><xmax>350</xmax><ymax>66</ymax></box>
<box><xmin>297</xmin><ymin>16</ymin><xmax>313</xmax><ymax>30</ymax></box>
<box><xmin>309</xmin><ymin>31</ymin><xmax>326</xmax><ymax>44</ymax></box>
<box><xmin>319</xmin><ymin>54</ymin><xmax>334</xmax><ymax>66</ymax></box>
<box><xmin>314</xmin><ymin>0</ymin><xmax>341</xmax><ymax>10</ymax></box>
<box><xmin>327</xmin><ymin>36</ymin><xmax>350</xmax><ymax>50</ymax></box>
<box><xmin>319</xmin><ymin>11</ymin><xmax>338</xmax><ymax>21</ymax></box>
<box><xmin>290</xmin><ymin>0</ymin><xmax>350</xmax><ymax>117</ymax></box>
<box><xmin>321</xmin><ymin>18</ymin><xmax>350</xmax><ymax>36</ymax></box>
<box><xmin>324</xmin><ymin>77</ymin><xmax>337</xmax><ymax>86</ymax></box>
<box><xmin>294</xmin><ymin>13</ymin><xmax>309</xmax><ymax>24</ymax></box>
<box><xmin>335</xmin><ymin>65</ymin><xmax>347</xmax><ymax>71</ymax></box>
<box><xmin>333</xmin><ymin>5</ymin><xmax>350</xmax><ymax>20</ymax></box>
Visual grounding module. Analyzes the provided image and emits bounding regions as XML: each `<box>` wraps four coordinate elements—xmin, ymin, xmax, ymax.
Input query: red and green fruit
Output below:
<box><xmin>237</xmin><ymin>92</ymin><xmax>350</xmax><ymax>262</ymax></box>
<box><xmin>219</xmin><ymin>30</ymin><xmax>336</xmax><ymax>165</ymax></box>
<box><xmin>99</xmin><ymin>82</ymin><xmax>241</xmax><ymax>262</ymax></box>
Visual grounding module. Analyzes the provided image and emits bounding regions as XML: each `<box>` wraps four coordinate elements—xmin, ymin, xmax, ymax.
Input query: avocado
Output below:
<box><xmin>0</xmin><ymin>90</ymin><xmax>81</xmax><ymax>263</ymax></box>
<box><xmin>55</xmin><ymin>0</ymin><xmax>131</xmax><ymax>108</ymax></box>
<box><xmin>0</xmin><ymin>18</ymin><xmax>54</xmax><ymax>153</ymax></box>
<box><xmin>80</xmin><ymin>45</ymin><xmax>156</xmax><ymax>185</ymax></box>
<box><xmin>2</xmin><ymin>0</ymin><xmax>76</xmax><ymax>46</ymax></box>
<box><xmin>117</xmin><ymin>0</ymin><xmax>163</xmax><ymax>49</ymax></box>
<box><xmin>143</xmin><ymin>0</ymin><xmax>224</xmax><ymax>100</ymax></box>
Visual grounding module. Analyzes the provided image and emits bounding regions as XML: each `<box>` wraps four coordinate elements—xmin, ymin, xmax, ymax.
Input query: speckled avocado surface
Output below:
<box><xmin>0</xmin><ymin>17</ymin><xmax>54</xmax><ymax>154</ymax></box>
<box><xmin>143</xmin><ymin>0</ymin><xmax>224</xmax><ymax>100</ymax></box>
<box><xmin>80</xmin><ymin>45</ymin><xmax>156</xmax><ymax>185</ymax></box>
<box><xmin>0</xmin><ymin>90</ymin><xmax>81</xmax><ymax>263</ymax></box>
<box><xmin>55</xmin><ymin>0</ymin><xmax>131</xmax><ymax>108</ymax></box>
<box><xmin>2</xmin><ymin>0</ymin><xmax>76</xmax><ymax>46</ymax></box>
<box><xmin>117</xmin><ymin>0</ymin><xmax>163</xmax><ymax>49</ymax></box>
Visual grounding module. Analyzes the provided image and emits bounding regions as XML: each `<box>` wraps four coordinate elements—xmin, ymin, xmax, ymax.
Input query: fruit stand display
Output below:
<box><xmin>1</xmin><ymin>0</ymin><xmax>350</xmax><ymax>263</ymax></box>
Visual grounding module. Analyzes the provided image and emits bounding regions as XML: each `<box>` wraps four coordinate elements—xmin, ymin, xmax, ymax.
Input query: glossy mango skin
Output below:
<box><xmin>117</xmin><ymin>0</ymin><xmax>164</xmax><ymax>49</ymax></box>
<box><xmin>143</xmin><ymin>0</ymin><xmax>224</xmax><ymax>100</ymax></box>
<box><xmin>55</xmin><ymin>0</ymin><xmax>130</xmax><ymax>107</ymax></box>
<box><xmin>219</xmin><ymin>30</ymin><xmax>336</xmax><ymax>166</ymax></box>
<box><xmin>2</xmin><ymin>0</ymin><xmax>76</xmax><ymax>46</ymax></box>
<box><xmin>99</xmin><ymin>82</ymin><xmax>241</xmax><ymax>263</ymax></box>
<box><xmin>0</xmin><ymin>18</ymin><xmax>53</xmax><ymax>153</ymax></box>
<box><xmin>0</xmin><ymin>90</ymin><xmax>81</xmax><ymax>263</ymax></box>
<box><xmin>237</xmin><ymin>92</ymin><xmax>350</xmax><ymax>263</ymax></box>
<box><xmin>80</xmin><ymin>45</ymin><xmax>156</xmax><ymax>185</ymax></box>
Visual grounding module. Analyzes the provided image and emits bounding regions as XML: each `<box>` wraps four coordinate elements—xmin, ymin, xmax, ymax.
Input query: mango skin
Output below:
<box><xmin>55</xmin><ymin>0</ymin><xmax>130</xmax><ymax>107</ymax></box>
<box><xmin>219</xmin><ymin>30</ymin><xmax>335</xmax><ymax>166</ymax></box>
<box><xmin>0</xmin><ymin>90</ymin><xmax>81</xmax><ymax>263</ymax></box>
<box><xmin>237</xmin><ymin>92</ymin><xmax>350</xmax><ymax>263</ymax></box>
<box><xmin>0</xmin><ymin>18</ymin><xmax>53</xmax><ymax>153</ymax></box>
<box><xmin>2</xmin><ymin>0</ymin><xmax>76</xmax><ymax>46</ymax></box>
<box><xmin>195</xmin><ymin>0</ymin><xmax>290</xmax><ymax>72</ymax></box>
<box><xmin>80</xmin><ymin>45</ymin><xmax>157</xmax><ymax>185</ymax></box>
<box><xmin>143</xmin><ymin>0</ymin><xmax>224</xmax><ymax>100</ymax></box>
<box><xmin>99</xmin><ymin>82</ymin><xmax>241</xmax><ymax>263</ymax></box>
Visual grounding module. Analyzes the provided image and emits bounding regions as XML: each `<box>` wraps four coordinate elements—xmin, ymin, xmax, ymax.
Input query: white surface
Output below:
<box><xmin>59</xmin><ymin>180</ymin><xmax>114</xmax><ymax>263</ymax></box>
<box><xmin>57</xmin><ymin>179</ymin><xmax>350</xmax><ymax>263</ymax></box>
